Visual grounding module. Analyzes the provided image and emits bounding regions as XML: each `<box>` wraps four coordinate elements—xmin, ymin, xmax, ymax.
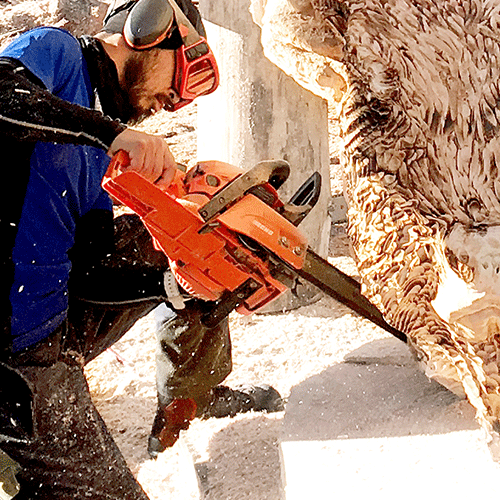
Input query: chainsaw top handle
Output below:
<box><xmin>197</xmin><ymin>159</ymin><xmax>290</xmax><ymax>222</ymax></box>
<box><xmin>106</xmin><ymin>151</ymin><xmax>292</xmax><ymax>223</ymax></box>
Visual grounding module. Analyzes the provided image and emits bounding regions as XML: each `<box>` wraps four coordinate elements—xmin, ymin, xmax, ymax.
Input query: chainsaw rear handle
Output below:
<box><xmin>106</xmin><ymin>150</ymin><xmax>186</xmax><ymax>197</ymax></box>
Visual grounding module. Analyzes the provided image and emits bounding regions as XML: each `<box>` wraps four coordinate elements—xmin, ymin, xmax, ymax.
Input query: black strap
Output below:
<box><xmin>79</xmin><ymin>36</ymin><xmax>135</xmax><ymax>124</ymax></box>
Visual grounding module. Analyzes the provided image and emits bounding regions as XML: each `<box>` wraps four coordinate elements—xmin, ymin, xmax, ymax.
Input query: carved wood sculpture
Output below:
<box><xmin>251</xmin><ymin>0</ymin><xmax>500</xmax><ymax>436</ymax></box>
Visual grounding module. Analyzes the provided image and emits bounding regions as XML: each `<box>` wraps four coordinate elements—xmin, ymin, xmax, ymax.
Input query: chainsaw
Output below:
<box><xmin>102</xmin><ymin>151</ymin><xmax>406</xmax><ymax>342</ymax></box>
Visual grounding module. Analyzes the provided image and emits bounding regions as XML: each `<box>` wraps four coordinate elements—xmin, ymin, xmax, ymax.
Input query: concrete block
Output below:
<box><xmin>280</xmin><ymin>339</ymin><xmax>500</xmax><ymax>499</ymax></box>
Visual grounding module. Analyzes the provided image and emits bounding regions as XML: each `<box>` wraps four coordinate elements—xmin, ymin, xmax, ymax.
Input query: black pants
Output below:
<box><xmin>0</xmin><ymin>214</ymin><xmax>231</xmax><ymax>499</ymax></box>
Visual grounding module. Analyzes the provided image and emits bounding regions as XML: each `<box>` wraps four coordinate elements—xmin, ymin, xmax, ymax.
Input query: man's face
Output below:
<box><xmin>121</xmin><ymin>48</ymin><xmax>178</xmax><ymax>124</ymax></box>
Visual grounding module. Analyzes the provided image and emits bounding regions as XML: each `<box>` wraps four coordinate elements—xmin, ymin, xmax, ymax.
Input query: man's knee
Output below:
<box><xmin>154</xmin><ymin>301</ymin><xmax>232</xmax><ymax>401</ymax></box>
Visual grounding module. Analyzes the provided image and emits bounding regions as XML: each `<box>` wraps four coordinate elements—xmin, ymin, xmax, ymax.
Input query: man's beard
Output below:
<box><xmin>121</xmin><ymin>55</ymin><xmax>156</xmax><ymax>125</ymax></box>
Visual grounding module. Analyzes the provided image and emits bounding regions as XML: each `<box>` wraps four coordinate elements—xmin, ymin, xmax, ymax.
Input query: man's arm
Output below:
<box><xmin>0</xmin><ymin>57</ymin><xmax>177</xmax><ymax>186</ymax></box>
<box><xmin>0</xmin><ymin>57</ymin><xmax>126</xmax><ymax>150</ymax></box>
<box><xmin>69</xmin><ymin>212</ymin><xmax>169</xmax><ymax>303</ymax></box>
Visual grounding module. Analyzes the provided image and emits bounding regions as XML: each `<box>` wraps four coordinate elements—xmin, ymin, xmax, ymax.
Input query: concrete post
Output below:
<box><xmin>196</xmin><ymin>0</ymin><xmax>331</xmax><ymax>311</ymax></box>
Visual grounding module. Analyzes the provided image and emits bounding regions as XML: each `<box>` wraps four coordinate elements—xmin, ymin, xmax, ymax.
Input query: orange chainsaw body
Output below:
<box><xmin>102</xmin><ymin>151</ymin><xmax>308</xmax><ymax>314</ymax></box>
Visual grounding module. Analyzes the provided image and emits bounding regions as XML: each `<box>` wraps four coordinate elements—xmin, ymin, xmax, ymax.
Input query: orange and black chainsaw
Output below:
<box><xmin>103</xmin><ymin>151</ymin><xmax>406</xmax><ymax>342</ymax></box>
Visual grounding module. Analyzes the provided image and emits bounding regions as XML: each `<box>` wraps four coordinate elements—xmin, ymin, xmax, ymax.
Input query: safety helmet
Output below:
<box><xmin>103</xmin><ymin>0</ymin><xmax>219</xmax><ymax>110</ymax></box>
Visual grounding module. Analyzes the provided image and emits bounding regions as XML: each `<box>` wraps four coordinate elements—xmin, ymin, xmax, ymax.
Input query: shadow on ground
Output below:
<box><xmin>283</xmin><ymin>337</ymin><xmax>477</xmax><ymax>442</ymax></box>
<box><xmin>195</xmin><ymin>414</ymin><xmax>283</xmax><ymax>500</ymax></box>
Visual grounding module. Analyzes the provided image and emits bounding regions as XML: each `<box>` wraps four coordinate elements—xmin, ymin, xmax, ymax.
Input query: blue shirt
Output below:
<box><xmin>2</xmin><ymin>27</ymin><xmax>112</xmax><ymax>351</ymax></box>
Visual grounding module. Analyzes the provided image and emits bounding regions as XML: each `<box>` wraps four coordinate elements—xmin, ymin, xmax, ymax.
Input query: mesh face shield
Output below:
<box><xmin>104</xmin><ymin>0</ymin><xmax>219</xmax><ymax>111</ymax></box>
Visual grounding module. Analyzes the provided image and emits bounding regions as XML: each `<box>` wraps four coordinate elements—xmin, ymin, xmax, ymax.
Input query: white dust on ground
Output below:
<box><xmin>85</xmin><ymin>104</ymin><xmax>393</xmax><ymax>499</ymax></box>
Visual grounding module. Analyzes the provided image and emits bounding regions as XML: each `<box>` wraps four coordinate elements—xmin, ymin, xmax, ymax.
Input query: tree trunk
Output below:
<box><xmin>197</xmin><ymin>0</ymin><xmax>331</xmax><ymax>311</ymax></box>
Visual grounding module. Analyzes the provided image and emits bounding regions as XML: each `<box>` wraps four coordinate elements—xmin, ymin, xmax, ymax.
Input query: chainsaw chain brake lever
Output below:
<box><xmin>198</xmin><ymin>159</ymin><xmax>290</xmax><ymax>222</ymax></box>
<box><xmin>280</xmin><ymin>171</ymin><xmax>322</xmax><ymax>227</ymax></box>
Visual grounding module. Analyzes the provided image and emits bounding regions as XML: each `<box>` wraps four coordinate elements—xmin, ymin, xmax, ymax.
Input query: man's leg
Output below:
<box><xmin>73</xmin><ymin>212</ymin><xmax>282</xmax><ymax>457</ymax></box>
<box><xmin>0</xmin><ymin>325</ymin><xmax>152</xmax><ymax>500</ymax></box>
<box><xmin>0</xmin><ymin>213</ymin><xmax>164</xmax><ymax>499</ymax></box>
<box><xmin>148</xmin><ymin>301</ymin><xmax>284</xmax><ymax>457</ymax></box>
<box><xmin>154</xmin><ymin>301</ymin><xmax>233</xmax><ymax>407</ymax></box>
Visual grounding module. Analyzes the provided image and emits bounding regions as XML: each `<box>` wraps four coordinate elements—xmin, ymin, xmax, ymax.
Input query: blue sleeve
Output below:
<box><xmin>0</xmin><ymin>30</ymin><xmax>125</xmax><ymax>149</ymax></box>
<box><xmin>1</xmin><ymin>27</ymin><xmax>85</xmax><ymax>97</ymax></box>
<box><xmin>94</xmin><ymin>180</ymin><xmax>114</xmax><ymax>212</ymax></box>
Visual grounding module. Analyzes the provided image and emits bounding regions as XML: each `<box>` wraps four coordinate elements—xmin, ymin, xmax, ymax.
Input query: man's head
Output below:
<box><xmin>97</xmin><ymin>0</ymin><xmax>218</xmax><ymax>124</ymax></box>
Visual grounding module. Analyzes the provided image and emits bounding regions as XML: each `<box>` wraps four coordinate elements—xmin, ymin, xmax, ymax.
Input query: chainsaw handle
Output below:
<box><xmin>105</xmin><ymin>149</ymin><xmax>129</xmax><ymax>179</ymax></box>
<box><xmin>105</xmin><ymin>150</ymin><xmax>186</xmax><ymax>197</ymax></box>
<box><xmin>198</xmin><ymin>159</ymin><xmax>290</xmax><ymax>222</ymax></box>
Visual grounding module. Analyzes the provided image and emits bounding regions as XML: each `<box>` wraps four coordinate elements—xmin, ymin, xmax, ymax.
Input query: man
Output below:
<box><xmin>0</xmin><ymin>0</ymin><xmax>282</xmax><ymax>497</ymax></box>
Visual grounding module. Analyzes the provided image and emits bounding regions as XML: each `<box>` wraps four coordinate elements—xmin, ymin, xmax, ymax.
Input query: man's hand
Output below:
<box><xmin>108</xmin><ymin>129</ymin><xmax>177</xmax><ymax>187</ymax></box>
